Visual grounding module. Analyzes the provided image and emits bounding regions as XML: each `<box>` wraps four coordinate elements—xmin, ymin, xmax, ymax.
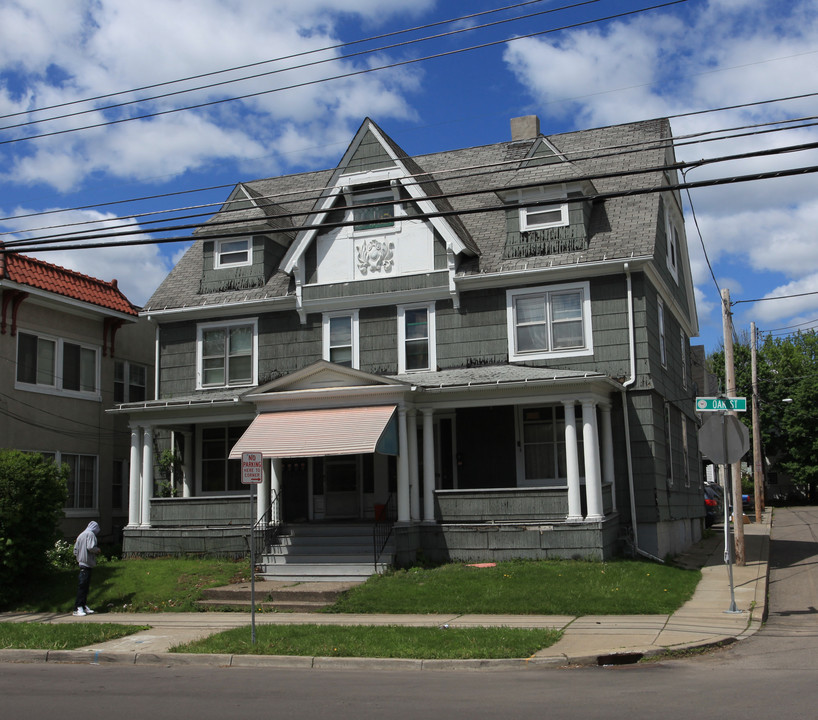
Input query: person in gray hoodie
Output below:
<box><xmin>72</xmin><ymin>521</ymin><xmax>101</xmax><ymax>617</ymax></box>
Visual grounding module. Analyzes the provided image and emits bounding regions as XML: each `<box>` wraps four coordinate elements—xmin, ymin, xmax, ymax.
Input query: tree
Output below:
<box><xmin>0</xmin><ymin>450</ymin><xmax>68</xmax><ymax>605</ymax></box>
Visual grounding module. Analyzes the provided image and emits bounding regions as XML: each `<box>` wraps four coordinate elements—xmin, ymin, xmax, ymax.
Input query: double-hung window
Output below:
<box><xmin>658</xmin><ymin>298</ymin><xmax>666</xmax><ymax>367</ymax></box>
<box><xmin>398</xmin><ymin>303</ymin><xmax>436</xmax><ymax>373</ymax></box>
<box><xmin>507</xmin><ymin>282</ymin><xmax>592</xmax><ymax>361</ymax></box>
<box><xmin>16</xmin><ymin>332</ymin><xmax>99</xmax><ymax>398</ymax></box>
<box><xmin>323</xmin><ymin>311</ymin><xmax>359</xmax><ymax>368</ymax></box>
<box><xmin>63</xmin><ymin>453</ymin><xmax>98</xmax><ymax>511</ymax></box>
<box><xmin>215</xmin><ymin>238</ymin><xmax>251</xmax><ymax>268</ymax></box>
<box><xmin>197</xmin><ymin>320</ymin><xmax>257</xmax><ymax>389</ymax></box>
<box><xmin>114</xmin><ymin>361</ymin><xmax>147</xmax><ymax>403</ymax></box>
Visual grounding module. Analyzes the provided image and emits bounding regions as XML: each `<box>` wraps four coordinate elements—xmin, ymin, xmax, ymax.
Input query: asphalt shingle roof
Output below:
<box><xmin>144</xmin><ymin>118</ymin><xmax>671</xmax><ymax>312</ymax></box>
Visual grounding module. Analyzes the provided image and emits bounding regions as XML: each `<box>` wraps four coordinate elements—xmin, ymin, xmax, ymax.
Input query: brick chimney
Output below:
<box><xmin>510</xmin><ymin>115</ymin><xmax>540</xmax><ymax>141</ymax></box>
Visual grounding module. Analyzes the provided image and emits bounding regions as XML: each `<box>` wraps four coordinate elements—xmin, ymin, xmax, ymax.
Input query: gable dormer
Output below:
<box><xmin>281</xmin><ymin>119</ymin><xmax>477</xmax><ymax>318</ymax></box>
<box><xmin>197</xmin><ymin>184</ymin><xmax>291</xmax><ymax>294</ymax></box>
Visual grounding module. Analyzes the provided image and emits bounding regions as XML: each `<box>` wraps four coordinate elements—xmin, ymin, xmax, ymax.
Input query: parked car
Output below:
<box><xmin>704</xmin><ymin>483</ymin><xmax>724</xmax><ymax>527</ymax></box>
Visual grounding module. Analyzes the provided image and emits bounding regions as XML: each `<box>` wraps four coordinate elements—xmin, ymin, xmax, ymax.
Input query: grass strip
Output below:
<box><xmin>172</xmin><ymin>624</ymin><xmax>562</xmax><ymax>659</ymax></box>
<box><xmin>327</xmin><ymin>559</ymin><xmax>700</xmax><ymax>615</ymax></box>
<box><xmin>0</xmin><ymin>622</ymin><xmax>148</xmax><ymax>650</ymax></box>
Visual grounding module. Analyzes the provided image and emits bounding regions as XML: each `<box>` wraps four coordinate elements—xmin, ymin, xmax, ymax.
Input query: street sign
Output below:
<box><xmin>698</xmin><ymin>413</ymin><xmax>750</xmax><ymax>465</ymax></box>
<box><xmin>241</xmin><ymin>452</ymin><xmax>263</xmax><ymax>484</ymax></box>
<box><xmin>696</xmin><ymin>396</ymin><xmax>746</xmax><ymax>412</ymax></box>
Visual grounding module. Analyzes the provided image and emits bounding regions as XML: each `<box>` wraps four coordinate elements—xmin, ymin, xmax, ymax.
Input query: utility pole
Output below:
<box><xmin>751</xmin><ymin>322</ymin><xmax>764</xmax><ymax>522</ymax></box>
<box><xmin>722</xmin><ymin>288</ymin><xmax>745</xmax><ymax>565</ymax></box>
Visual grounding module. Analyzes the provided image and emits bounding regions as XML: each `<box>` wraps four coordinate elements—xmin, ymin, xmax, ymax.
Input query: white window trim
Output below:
<box><xmin>322</xmin><ymin>310</ymin><xmax>360</xmax><ymax>369</ymax></box>
<box><xmin>658</xmin><ymin>298</ymin><xmax>667</xmax><ymax>367</ymax></box>
<box><xmin>345</xmin><ymin>183</ymin><xmax>402</xmax><ymax>238</ymax></box>
<box><xmin>506</xmin><ymin>281</ymin><xmax>593</xmax><ymax>362</ymax></box>
<box><xmin>214</xmin><ymin>237</ymin><xmax>252</xmax><ymax>269</ymax></box>
<box><xmin>15</xmin><ymin>331</ymin><xmax>101</xmax><ymax>401</ymax></box>
<box><xmin>196</xmin><ymin>318</ymin><xmax>258</xmax><ymax>390</ymax></box>
<box><xmin>665</xmin><ymin>213</ymin><xmax>679</xmax><ymax>283</ymax></box>
<box><xmin>517</xmin><ymin>186</ymin><xmax>569</xmax><ymax>231</ymax></box>
<box><xmin>397</xmin><ymin>302</ymin><xmax>436</xmax><ymax>374</ymax></box>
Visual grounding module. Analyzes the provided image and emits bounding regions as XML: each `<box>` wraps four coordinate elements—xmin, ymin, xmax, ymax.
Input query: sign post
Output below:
<box><xmin>241</xmin><ymin>452</ymin><xmax>263</xmax><ymax>644</ymax></box>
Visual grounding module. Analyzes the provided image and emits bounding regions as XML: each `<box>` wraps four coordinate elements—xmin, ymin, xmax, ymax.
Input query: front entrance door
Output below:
<box><xmin>324</xmin><ymin>457</ymin><xmax>359</xmax><ymax>519</ymax></box>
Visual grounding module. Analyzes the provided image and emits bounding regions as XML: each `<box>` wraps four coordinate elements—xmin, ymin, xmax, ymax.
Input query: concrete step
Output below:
<box><xmin>196</xmin><ymin>580</ymin><xmax>362</xmax><ymax>611</ymax></box>
<box><xmin>258</xmin><ymin>562</ymin><xmax>389</xmax><ymax>582</ymax></box>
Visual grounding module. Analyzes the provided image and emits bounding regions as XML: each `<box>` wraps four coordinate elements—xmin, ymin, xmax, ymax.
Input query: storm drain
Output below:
<box><xmin>596</xmin><ymin>652</ymin><xmax>644</xmax><ymax>666</ymax></box>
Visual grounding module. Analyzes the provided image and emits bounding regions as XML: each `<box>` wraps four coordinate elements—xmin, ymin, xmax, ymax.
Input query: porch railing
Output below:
<box><xmin>373</xmin><ymin>493</ymin><xmax>396</xmax><ymax>571</ymax></box>
<box><xmin>252</xmin><ymin>489</ymin><xmax>283</xmax><ymax>561</ymax></box>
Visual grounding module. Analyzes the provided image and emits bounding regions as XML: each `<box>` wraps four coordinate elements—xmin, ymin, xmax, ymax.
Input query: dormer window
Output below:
<box><xmin>519</xmin><ymin>188</ymin><xmax>568</xmax><ymax>231</ymax></box>
<box><xmin>352</xmin><ymin>187</ymin><xmax>396</xmax><ymax>231</ymax></box>
<box><xmin>215</xmin><ymin>238</ymin><xmax>251</xmax><ymax>268</ymax></box>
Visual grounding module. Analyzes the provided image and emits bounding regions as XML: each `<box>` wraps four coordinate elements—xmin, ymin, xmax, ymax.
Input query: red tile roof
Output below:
<box><xmin>0</xmin><ymin>249</ymin><xmax>138</xmax><ymax>316</ymax></box>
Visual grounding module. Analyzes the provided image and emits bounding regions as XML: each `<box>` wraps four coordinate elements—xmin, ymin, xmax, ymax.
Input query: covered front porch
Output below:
<box><xmin>118</xmin><ymin>362</ymin><xmax>626</xmax><ymax>564</ymax></box>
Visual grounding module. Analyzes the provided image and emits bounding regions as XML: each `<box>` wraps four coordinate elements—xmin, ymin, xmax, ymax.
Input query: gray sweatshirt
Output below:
<box><xmin>73</xmin><ymin>521</ymin><xmax>101</xmax><ymax>568</ymax></box>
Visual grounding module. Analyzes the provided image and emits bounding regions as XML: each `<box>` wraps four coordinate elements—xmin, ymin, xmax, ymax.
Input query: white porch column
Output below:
<box><xmin>407</xmin><ymin>409</ymin><xmax>420</xmax><ymax>521</ymax></box>
<box><xmin>270</xmin><ymin>458</ymin><xmax>282</xmax><ymax>525</ymax></box>
<box><xmin>397</xmin><ymin>406</ymin><xmax>410</xmax><ymax>523</ymax></box>
<box><xmin>128</xmin><ymin>426</ymin><xmax>141</xmax><ymax>527</ymax></box>
<box><xmin>140</xmin><ymin>426</ymin><xmax>154</xmax><ymax>528</ymax></box>
<box><xmin>259</xmin><ymin>459</ymin><xmax>271</xmax><ymax>525</ymax></box>
<box><xmin>181</xmin><ymin>430</ymin><xmax>194</xmax><ymax>498</ymax></box>
<box><xmin>422</xmin><ymin>408</ymin><xmax>436</xmax><ymax>522</ymax></box>
<box><xmin>599</xmin><ymin>402</ymin><xmax>616</xmax><ymax>511</ymax></box>
<box><xmin>582</xmin><ymin>400</ymin><xmax>604</xmax><ymax>522</ymax></box>
<box><xmin>563</xmin><ymin>402</ymin><xmax>582</xmax><ymax>522</ymax></box>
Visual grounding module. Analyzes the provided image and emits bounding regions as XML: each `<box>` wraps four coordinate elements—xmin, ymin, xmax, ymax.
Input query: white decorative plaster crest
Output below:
<box><xmin>356</xmin><ymin>239</ymin><xmax>395</xmax><ymax>275</ymax></box>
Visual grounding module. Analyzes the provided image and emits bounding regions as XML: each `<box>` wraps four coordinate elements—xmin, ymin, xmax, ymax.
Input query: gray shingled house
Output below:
<box><xmin>115</xmin><ymin>115</ymin><xmax>702</xmax><ymax>578</ymax></box>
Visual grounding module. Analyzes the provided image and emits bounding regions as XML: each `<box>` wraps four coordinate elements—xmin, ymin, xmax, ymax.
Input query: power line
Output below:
<box><xmin>734</xmin><ymin>290</ymin><xmax>818</xmax><ymax>305</ymax></box>
<box><xmin>5</xmin><ymin>162</ymin><xmax>818</xmax><ymax>255</ymax></box>
<box><xmin>0</xmin><ymin>0</ymin><xmax>606</xmax><ymax>133</ymax></box>
<box><xmin>6</xmin><ymin>134</ymin><xmax>818</xmax><ymax>249</ymax></box>
<box><xmin>0</xmin><ymin>1</ymin><xmax>687</xmax><ymax>147</ymax></box>
<box><xmin>0</xmin><ymin>0</ymin><xmax>558</xmax><ymax>122</ymax></box>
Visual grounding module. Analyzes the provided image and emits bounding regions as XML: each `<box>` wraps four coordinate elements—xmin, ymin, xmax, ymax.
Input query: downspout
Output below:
<box><xmin>622</xmin><ymin>263</ymin><xmax>663</xmax><ymax>563</ymax></box>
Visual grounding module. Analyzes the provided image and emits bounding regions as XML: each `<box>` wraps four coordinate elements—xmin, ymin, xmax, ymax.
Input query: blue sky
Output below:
<box><xmin>1</xmin><ymin>0</ymin><xmax>817</xmax><ymax>353</ymax></box>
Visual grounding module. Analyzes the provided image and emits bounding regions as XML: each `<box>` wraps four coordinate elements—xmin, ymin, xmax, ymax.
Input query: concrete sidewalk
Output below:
<box><xmin>0</xmin><ymin>511</ymin><xmax>770</xmax><ymax>669</ymax></box>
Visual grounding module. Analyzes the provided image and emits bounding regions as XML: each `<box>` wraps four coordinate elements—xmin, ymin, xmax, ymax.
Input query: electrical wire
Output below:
<box><xmin>0</xmin><ymin>1</ymin><xmax>687</xmax><ymax>147</ymax></box>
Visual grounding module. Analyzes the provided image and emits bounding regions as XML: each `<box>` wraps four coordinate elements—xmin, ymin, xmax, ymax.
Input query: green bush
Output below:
<box><xmin>0</xmin><ymin>450</ymin><xmax>68</xmax><ymax>604</ymax></box>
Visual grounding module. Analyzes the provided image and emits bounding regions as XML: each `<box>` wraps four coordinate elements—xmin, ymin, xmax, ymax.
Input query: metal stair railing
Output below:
<box><xmin>252</xmin><ymin>489</ymin><xmax>283</xmax><ymax>562</ymax></box>
<box><xmin>372</xmin><ymin>493</ymin><xmax>396</xmax><ymax>571</ymax></box>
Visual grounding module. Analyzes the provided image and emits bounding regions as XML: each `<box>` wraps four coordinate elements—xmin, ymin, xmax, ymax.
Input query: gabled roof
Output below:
<box><xmin>144</xmin><ymin>117</ymin><xmax>676</xmax><ymax>314</ymax></box>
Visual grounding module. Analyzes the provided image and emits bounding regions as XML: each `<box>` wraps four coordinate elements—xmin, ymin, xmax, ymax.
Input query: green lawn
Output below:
<box><xmin>0</xmin><ymin>623</ymin><xmax>148</xmax><ymax>650</ymax></box>
<box><xmin>5</xmin><ymin>557</ymin><xmax>247</xmax><ymax>614</ymax></box>
<box><xmin>327</xmin><ymin>559</ymin><xmax>701</xmax><ymax>615</ymax></box>
<box><xmin>172</xmin><ymin>624</ymin><xmax>563</xmax><ymax>659</ymax></box>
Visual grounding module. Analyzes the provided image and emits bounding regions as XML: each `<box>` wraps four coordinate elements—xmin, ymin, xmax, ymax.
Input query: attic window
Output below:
<box><xmin>519</xmin><ymin>188</ymin><xmax>568</xmax><ymax>231</ymax></box>
<box><xmin>352</xmin><ymin>187</ymin><xmax>396</xmax><ymax>231</ymax></box>
<box><xmin>215</xmin><ymin>238</ymin><xmax>251</xmax><ymax>268</ymax></box>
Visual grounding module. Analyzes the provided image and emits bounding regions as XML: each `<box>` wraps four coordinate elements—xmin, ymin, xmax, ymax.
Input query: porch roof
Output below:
<box><xmin>228</xmin><ymin>405</ymin><xmax>398</xmax><ymax>459</ymax></box>
<box><xmin>388</xmin><ymin>364</ymin><xmax>615</xmax><ymax>389</ymax></box>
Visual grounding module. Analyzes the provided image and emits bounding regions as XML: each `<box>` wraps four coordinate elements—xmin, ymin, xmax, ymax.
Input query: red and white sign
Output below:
<box><xmin>241</xmin><ymin>452</ymin><xmax>263</xmax><ymax>484</ymax></box>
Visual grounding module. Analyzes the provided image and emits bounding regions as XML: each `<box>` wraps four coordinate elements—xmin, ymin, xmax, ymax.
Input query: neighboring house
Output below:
<box><xmin>117</xmin><ymin>115</ymin><xmax>701</xmax><ymax>572</ymax></box>
<box><xmin>0</xmin><ymin>246</ymin><xmax>154</xmax><ymax>543</ymax></box>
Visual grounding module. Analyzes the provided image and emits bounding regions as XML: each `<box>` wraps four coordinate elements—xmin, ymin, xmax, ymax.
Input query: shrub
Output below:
<box><xmin>0</xmin><ymin>450</ymin><xmax>68</xmax><ymax>605</ymax></box>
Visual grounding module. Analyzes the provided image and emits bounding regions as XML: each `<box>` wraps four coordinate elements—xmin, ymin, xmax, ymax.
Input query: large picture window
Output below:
<box><xmin>506</xmin><ymin>282</ymin><xmax>593</xmax><ymax>361</ymax></box>
<box><xmin>197</xmin><ymin>320</ymin><xmax>257</xmax><ymax>389</ymax></box>
<box><xmin>16</xmin><ymin>332</ymin><xmax>99</xmax><ymax>398</ymax></box>
<box><xmin>518</xmin><ymin>406</ymin><xmax>584</xmax><ymax>487</ymax></box>
<box><xmin>200</xmin><ymin>426</ymin><xmax>246</xmax><ymax>493</ymax></box>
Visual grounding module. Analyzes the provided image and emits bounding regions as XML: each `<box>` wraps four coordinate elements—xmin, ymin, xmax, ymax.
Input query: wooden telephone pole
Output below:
<box><xmin>751</xmin><ymin>322</ymin><xmax>764</xmax><ymax>522</ymax></box>
<box><xmin>722</xmin><ymin>288</ymin><xmax>745</xmax><ymax>566</ymax></box>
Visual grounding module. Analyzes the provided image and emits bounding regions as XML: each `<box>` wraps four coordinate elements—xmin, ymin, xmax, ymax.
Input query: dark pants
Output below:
<box><xmin>75</xmin><ymin>566</ymin><xmax>92</xmax><ymax>610</ymax></box>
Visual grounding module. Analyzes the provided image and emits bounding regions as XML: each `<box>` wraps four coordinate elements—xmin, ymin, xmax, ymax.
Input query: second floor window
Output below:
<box><xmin>197</xmin><ymin>320</ymin><xmax>256</xmax><ymax>388</ymax></box>
<box><xmin>16</xmin><ymin>332</ymin><xmax>99</xmax><ymax>398</ymax></box>
<box><xmin>398</xmin><ymin>303</ymin><xmax>436</xmax><ymax>373</ymax></box>
<box><xmin>323</xmin><ymin>312</ymin><xmax>359</xmax><ymax>368</ymax></box>
<box><xmin>114</xmin><ymin>361</ymin><xmax>147</xmax><ymax>403</ymax></box>
<box><xmin>507</xmin><ymin>282</ymin><xmax>592</xmax><ymax>362</ymax></box>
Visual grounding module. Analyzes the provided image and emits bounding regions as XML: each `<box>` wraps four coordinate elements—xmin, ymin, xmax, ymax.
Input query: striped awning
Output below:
<box><xmin>229</xmin><ymin>405</ymin><xmax>398</xmax><ymax>459</ymax></box>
